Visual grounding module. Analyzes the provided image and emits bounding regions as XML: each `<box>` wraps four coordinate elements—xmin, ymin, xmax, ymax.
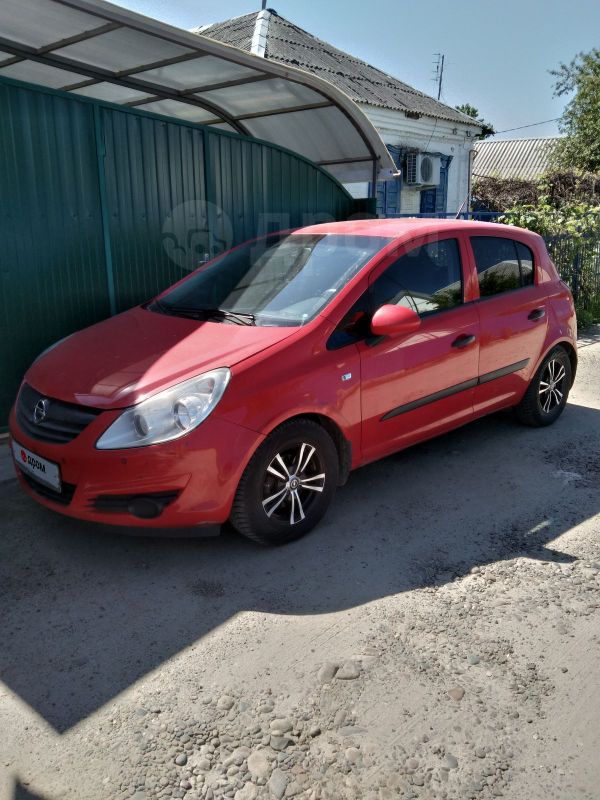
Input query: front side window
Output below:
<box><xmin>471</xmin><ymin>236</ymin><xmax>535</xmax><ymax>297</ymax></box>
<box><xmin>150</xmin><ymin>233</ymin><xmax>391</xmax><ymax>327</ymax></box>
<box><xmin>370</xmin><ymin>238</ymin><xmax>463</xmax><ymax>316</ymax></box>
<box><xmin>327</xmin><ymin>238</ymin><xmax>463</xmax><ymax>349</ymax></box>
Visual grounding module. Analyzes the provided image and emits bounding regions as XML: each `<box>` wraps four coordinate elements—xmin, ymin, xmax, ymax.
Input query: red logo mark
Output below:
<box><xmin>20</xmin><ymin>449</ymin><xmax>27</xmax><ymax>463</ymax></box>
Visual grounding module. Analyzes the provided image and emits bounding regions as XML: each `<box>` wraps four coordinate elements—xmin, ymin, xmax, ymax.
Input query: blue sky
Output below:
<box><xmin>119</xmin><ymin>0</ymin><xmax>598</xmax><ymax>139</ymax></box>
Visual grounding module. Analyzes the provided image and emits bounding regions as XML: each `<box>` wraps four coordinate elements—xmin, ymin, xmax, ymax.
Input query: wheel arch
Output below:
<box><xmin>532</xmin><ymin>337</ymin><xmax>577</xmax><ymax>389</ymax></box>
<box><xmin>262</xmin><ymin>412</ymin><xmax>353</xmax><ymax>486</ymax></box>
<box><xmin>549</xmin><ymin>339</ymin><xmax>578</xmax><ymax>387</ymax></box>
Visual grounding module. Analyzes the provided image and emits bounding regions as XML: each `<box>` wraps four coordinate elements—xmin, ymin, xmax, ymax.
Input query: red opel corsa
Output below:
<box><xmin>10</xmin><ymin>219</ymin><xmax>577</xmax><ymax>544</ymax></box>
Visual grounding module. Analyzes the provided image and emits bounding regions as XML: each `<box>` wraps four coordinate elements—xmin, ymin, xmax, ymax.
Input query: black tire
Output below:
<box><xmin>230</xmin><ymin>419</ymin><xmax>339</xmax><ymax>545</ymax></box>
<box><xmin>516</xmin><ymin>346</ymin><xmax>572</xmax><ymax>427</ymax></box>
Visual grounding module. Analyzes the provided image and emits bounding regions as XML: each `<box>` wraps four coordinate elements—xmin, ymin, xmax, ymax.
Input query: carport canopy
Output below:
<box><xmin>0</xmin><ymin>0</ymin><xmax>396</xmax><ymax>184</ymax></box>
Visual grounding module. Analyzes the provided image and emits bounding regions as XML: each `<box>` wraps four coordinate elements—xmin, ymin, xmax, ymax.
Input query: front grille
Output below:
<box><xmin>90</xmin><ymin>491</ymin><xmax>179</xmax><ymax>514</ymax></box>
<box><xmin>16</xmin><ymin>383</ymin><xmax>101</xmax><ymax>444</ymax></box>
<box><xmin>20</xmin><ymin>470</ymin><xmax>76</xmax><ymax>506</ymax></box>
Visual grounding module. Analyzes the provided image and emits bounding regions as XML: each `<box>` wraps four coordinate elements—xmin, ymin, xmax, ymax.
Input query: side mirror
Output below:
<box><xmin>370</xmin><ymin>304</ymin><xmax>421</xmax><ymax>337</ymax></box>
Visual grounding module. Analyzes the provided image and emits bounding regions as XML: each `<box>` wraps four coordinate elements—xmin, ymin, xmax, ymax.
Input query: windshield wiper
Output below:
<box><xmin>150</xmin><ymin>301</ymin><xmax>203</xmax><ymax>320</ymax></box>
<box><xmin>150</xmin><ymin>298</ymin><xmax>172</xmax><ymax>314</ymax></box>
<box><xmin>204</xmin><ymin>308</ymin><xmax>256</xmax><ymax>326</ymax></box>
<box><xmin>151</xmin><ymin>302</ymin><xmax>256</xmax><ymax>325</ymax></box>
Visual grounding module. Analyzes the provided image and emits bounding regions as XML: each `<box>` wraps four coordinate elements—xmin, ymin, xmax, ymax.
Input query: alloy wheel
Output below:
<box><xmin>262</xmin><ymin>442</ymin><xmax>326</xmax><ymax>525</ymax></box>
<box><xmin>539</xmin><ymin>357</ymin><xmax>566</xmax><ymax>414</ymax></box>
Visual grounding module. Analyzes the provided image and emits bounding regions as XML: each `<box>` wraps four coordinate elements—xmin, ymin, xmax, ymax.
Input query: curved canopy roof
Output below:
<box><xmin>0</xmin><ymin>0</ymin><xmax>396</xmax><ymax>184</ymax></box>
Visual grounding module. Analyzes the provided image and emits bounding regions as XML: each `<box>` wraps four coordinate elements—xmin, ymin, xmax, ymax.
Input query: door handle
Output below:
<box><xmin>528</xmin><ymin>307</ymin><xmax>546</xmax><ymax>321</ymax></box>
<box><xmin>452</xmin><ymin>334</ymin><xmax>477</xmax><ymax>348</ymax></box>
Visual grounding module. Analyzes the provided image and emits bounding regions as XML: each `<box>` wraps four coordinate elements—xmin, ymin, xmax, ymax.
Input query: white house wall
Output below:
<box><xmin>346</xmin><ymin>105</ymin><xmax>480</xmax><ymax>214</ymax></box>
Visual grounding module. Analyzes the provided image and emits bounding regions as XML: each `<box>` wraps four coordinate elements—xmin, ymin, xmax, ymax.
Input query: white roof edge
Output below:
<box><xmin>59</xmin><ymin>0</ymin><xmax>397</xmax><ymax>181</ymax></box>
<box><xmin>477</xmin><ymin>135</ymin><xmax>562</xmax><ymax>144</ymax></box>
<box><xmin>359</xmin><ymin>102</ymin><xmax>484</xmax><ymax>132</ymax></box>
<box><xmin>250</xmin><ymin>10</ymin><xmax>270</xmax><ymax>58</ymax></box>
<box><xmin>453</xmin><ymin>117</ymin><xmax>483</xmax><ymax>131</ymax></box>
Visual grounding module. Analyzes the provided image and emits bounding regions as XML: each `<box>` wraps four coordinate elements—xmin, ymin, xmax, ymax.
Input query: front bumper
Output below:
<box><xmin>9</xmin><ymin>405</ymin><xmax>263</xmax><ymax>529</ymax></box>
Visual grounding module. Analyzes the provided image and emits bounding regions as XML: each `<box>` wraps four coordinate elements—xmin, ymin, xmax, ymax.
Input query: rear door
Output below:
<box><xmin>357</xmin><ymin>234</ymin><xmax>480</xmax><ymax>464</ymax></box>
<box><xmin>468</xmin><ymin>235</ymin><xmax>549</xmax><ymax>414</ymax></box>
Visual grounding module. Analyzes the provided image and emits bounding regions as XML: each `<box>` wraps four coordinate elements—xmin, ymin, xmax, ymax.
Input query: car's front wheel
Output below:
<box><xmin>516</xmin><ymin>346</ymin><xmax>572</xmax><ymax>427</ymax></box>
<box><xmin>230</xmin><ymin>419</ymin><xmax>339</xmax><ymax>545</ymax></box>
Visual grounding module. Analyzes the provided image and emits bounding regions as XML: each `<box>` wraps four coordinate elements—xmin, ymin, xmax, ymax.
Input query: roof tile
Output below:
<box><xmin>197</xmin><ymin>11</ymin><xmax>480</xmax><ymax>126</ymax></box>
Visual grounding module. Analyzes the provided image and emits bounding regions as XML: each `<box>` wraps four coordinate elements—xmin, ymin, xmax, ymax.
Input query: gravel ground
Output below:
<box><xmin>1</xmin><ymin>335</ymin><xmax>599</xmax><ymax>800</ymax></box>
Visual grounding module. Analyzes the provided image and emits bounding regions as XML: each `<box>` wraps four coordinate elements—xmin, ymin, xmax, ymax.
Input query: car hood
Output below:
<box><xmin>25</xmin><ymin>306</ymin><xmax>300</xmax><ymax>409</ymax></box>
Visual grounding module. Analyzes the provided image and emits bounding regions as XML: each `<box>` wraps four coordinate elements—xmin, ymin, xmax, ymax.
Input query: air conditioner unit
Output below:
<box><xmin>405</xmin><ymin>153</ymin><xmax>441</xmax><ymax>186</ymax></box>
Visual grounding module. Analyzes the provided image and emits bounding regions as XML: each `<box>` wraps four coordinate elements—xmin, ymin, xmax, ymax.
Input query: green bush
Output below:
<box><xmin>498</xmin><ymin>202</ymin><xmax>600</xmax><ymax>328</ymax></box>
<box><xmin>499</xmin><ymin>201</ymin><xmax>600</xmax><ymax>236</ymax></box>
<box><xmin>575</xmin><ymin>300</ymin><xmax>600</xmax><ymax>329</ymax></box>
<box><xmin>472</xmin><ymin>171</ymin><xmax>600</xmax><ymax>214</ymax></box>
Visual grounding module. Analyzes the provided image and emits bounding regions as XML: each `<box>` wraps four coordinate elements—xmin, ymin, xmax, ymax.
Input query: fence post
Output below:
<box><xmin>572</xmin><ymin>248</ymin><xmax>581</xmax><ymax>304</ymax></box>
<box><xmin>93</xmin><ymin>104</ymin><xmax>117</xmax><ymax>317</ymax></box>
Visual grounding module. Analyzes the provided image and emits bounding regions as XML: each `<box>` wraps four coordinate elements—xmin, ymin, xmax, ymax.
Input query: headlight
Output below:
<box><xmin>96</xmin><ymin>368</ymin><xmax>231</xmax><ymax>449</ymax></box>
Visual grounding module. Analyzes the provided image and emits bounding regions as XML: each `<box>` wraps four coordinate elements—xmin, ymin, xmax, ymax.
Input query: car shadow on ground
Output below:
<box><xmin>12</xmin><ymin>784</ymin><xmax>46</xmax><ymax>800</ymax></box>
<box><xmin>1</xmin><ymin>403</ymin><xmax>599</xmax><ymax>734</ymax></box>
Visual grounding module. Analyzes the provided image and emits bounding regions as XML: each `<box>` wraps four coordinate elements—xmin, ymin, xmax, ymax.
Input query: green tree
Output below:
<box><xmin>551</xmin><ymin>48</ymin><xmax>600</xmax><ymax>172</ymax></box>
<box><xmin>455</xmin><ymin>103</ymin><xmax>495</xmax><ymax>139</ymax></box>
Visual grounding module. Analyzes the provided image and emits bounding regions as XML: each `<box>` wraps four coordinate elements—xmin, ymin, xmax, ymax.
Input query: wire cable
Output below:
<box><xmin>491</xmin><ymin>118</ymin><xmax>560</xmax><ymax>135</ymax></box>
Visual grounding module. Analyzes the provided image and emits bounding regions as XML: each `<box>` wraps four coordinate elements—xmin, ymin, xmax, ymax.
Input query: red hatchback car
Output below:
<box><xmin>10</xmin><ymin>219</ymin><xmax>577</xmax><ymax>544</ymax></box>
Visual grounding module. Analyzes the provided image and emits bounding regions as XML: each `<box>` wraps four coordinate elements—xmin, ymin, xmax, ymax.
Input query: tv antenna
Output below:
<box><xmin>433</xmin><ymin>53</ymin><xmax>445</xmax><ymax>100</ymax></box>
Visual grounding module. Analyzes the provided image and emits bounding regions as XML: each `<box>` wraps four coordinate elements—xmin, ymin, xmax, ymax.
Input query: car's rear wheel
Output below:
<box><xmin>516</xmin><ymin>346</ymin><xmax>572</xmax><ymax>427</ymax></box>
<box><xmin>230</xmin><ymin>419</ymin><xmax>339</xmax><ymax>545</ymax></box>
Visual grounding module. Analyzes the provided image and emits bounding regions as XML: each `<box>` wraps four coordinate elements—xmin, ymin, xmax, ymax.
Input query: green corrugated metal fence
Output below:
<box><xmin>0</xmin><ymin>77</ymin><xmax>354</xmax><ymax>427</ymax></box>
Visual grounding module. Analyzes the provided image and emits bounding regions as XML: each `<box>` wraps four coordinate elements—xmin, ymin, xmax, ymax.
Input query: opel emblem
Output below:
<box><xmin>33</xmin><ymin>398</ymin><xmax>49</xmax><ymax>424</ymax></box>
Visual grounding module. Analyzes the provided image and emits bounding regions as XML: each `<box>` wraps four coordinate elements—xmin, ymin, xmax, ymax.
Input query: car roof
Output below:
<box><xmin>296</xmin><ymin>217</ymin><xmax>536</xmax><ymax>241</ymax></box>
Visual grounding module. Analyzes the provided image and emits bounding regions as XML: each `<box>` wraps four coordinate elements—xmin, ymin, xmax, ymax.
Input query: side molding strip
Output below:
<box><xmin>381</xmin><ymin>378</ymin><xmax>478</xmax><ymax>421</ymax></box>
<box><xmin>478</xmin><ymin>358</ymin><xmax>530</xmax><ymax>385</ymax></box>
<box><xmin>381</xmin><ymin>358</ymin><xmax>530</xmax><ymax>421</ymax></box>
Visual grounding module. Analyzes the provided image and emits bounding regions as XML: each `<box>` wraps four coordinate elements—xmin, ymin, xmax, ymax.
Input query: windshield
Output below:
<box><xmin>150</xmin><ymin>233</ymin><xmax>391</xmax><ymax>327</ymax></box>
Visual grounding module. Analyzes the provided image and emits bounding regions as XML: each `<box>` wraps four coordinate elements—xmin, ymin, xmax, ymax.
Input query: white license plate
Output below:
<box><xmin>12</xmin><ymin>440</ymin><xmax>62</xmax><ymax>491</ymax></box>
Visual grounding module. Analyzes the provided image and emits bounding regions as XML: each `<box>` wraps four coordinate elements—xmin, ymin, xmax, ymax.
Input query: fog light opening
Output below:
<box><xmin>127</xmin><ymin>497</ymin><xmax>163</xmax><ymax>519</ymax></box>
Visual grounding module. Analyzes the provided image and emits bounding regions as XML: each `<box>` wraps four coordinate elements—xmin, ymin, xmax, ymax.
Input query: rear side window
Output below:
<box><xmin>471</xmin><ymin>237</ymin><xmax>535</xmax><ymax>297</ymax></box>
<box><xmin>370</xmin><ymin>238</ymin><xmax>463</xmax><ymax>316</ymax></box>
<box><xmin>516</xmin><ymin>241</ymin><xmax>534</xmax><ymax>286</ymax></box>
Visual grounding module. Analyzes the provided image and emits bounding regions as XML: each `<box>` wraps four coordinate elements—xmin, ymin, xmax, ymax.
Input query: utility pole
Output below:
<box><xmin>433</xmin><ymin>53</ymin><xmax>445</xmax><ymax>100</ymax></box>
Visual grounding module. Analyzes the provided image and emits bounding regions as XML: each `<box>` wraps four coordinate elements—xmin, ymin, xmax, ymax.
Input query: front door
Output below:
<box><xmin>420</xmin><ymin>187</ymin><xmax>437</xmax><ymax>214</ymax></box>
<box><xmin>358</xmin><ymin>235</ymin><xmax>480</xmax><ymax>464</ymax></box>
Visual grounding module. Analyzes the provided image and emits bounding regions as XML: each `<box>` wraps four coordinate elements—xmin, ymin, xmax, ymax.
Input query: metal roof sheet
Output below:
<box><xmin>197</xmin><ymin>10</ymin><xmax>482</xmax><ymax>128</ymax></box>
<box><xmin>0</xmin><ymin>0</ymin><xmax>396</xmax><ymax>184</ymax></box>
<box><xmin>473</xmin><ymin>137</ymin><xmax>560</xmax><ymax>181</ymax></box>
